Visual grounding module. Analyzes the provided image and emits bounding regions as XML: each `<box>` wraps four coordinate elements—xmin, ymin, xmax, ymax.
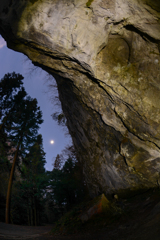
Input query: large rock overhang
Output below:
<box><xmin>0</xmin><ymin>0</ymin><xmax>160</xmax><ymax>197</ymax></box>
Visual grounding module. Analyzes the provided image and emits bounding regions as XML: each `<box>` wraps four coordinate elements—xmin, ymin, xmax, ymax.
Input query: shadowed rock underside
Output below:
<box><xmin>0</xmin><ymin>0</ymin><xmax>160</xmax><ymax>197</ymax></box>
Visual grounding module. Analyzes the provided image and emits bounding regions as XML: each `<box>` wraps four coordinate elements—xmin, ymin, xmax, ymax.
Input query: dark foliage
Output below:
<box><xmin>0</xmin><ymin>72</ymin><xmax>87</xmax><ymax>226</ymax></box>
<box><xmin>0</xmin><ymin>72</ymin><xmax>44</xmax><ymax>224</ymax></box>
<box><xmin>46</xmin><ymin>152</ymin><xmax>87</xmax><ymax>222</ymax></box>
<box><xmin>11</xmin><ymin>135</ymin><xmax>47</xmax><ymax>225</ymax></box>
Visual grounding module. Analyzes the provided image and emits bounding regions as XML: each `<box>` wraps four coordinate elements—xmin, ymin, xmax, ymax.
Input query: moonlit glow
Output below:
<box><xmin>50</xmin><ymin>140</ymin><xmax>54</xmax><ymax>144</ymax></box>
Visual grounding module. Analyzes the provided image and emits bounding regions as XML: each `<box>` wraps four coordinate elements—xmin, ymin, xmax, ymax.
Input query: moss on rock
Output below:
<box><xmin>86</xmin><ymin>0</ymin><xmax>94</xmax><ymax>7</ymax></box>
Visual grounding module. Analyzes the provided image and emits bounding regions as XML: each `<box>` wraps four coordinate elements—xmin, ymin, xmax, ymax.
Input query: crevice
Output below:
<box><xmin>119</xmin><ymin>143</ymin><xmax>128</xmax><ymax>167</ymax></box>
<box><xmin>97</xmin><ymin>78</ymin><xmax>120</xmax><ymax>96</ymax></box>
<box><xmin>18</xmin><ymin>38</ymin><xmax>94</xmax><ymax>76</ymax></box>
<box><xmin>114</xmin><ymin>108</ymin><xmax>160</xmax><ymax>151</ymax></box>
<box><xmin>117</xmin><ymin>98</ymin><xmax>149</xmax><ymax>126</ymax></box>
<box><xmin>76</xmin><ymin>72</ymin><xmax>116</xmax><ymax>104</ymax></box>
<box><xmin>80</xmin><ymin>77</ymin><xmax>160</xmax><ymax>152</ymax></box>
<box><xmin>15</xmin><ymin>31</ymin><xmax>160</xmax><ymax>153</ymax></box>
<box><xmin>53</xmin><ymin>65</ymin><xmax>155</xmax><ymax>151</ymax></box>
<box><xmin>119</xmin><ymin>82</ymin><xmax>129</xmax><ymax>92</ymax></box>
<box><xmin>96</xmin><ymin>79</ymin><xmax>149</xmax><ymax>126</ymax></box>
<box><xmin>123</xmin><ymin>156</ymin><xmax>130</xmax><ymax>169</ymax></box>
<box><xmin>113</xmin><ymin>19</ymin><xmax>125</xmax><ymax>26</ymax></box>
<box><xmin>158</xmin><ymin>41</ymin><xmax>160</xmax><ymax>54</ymax></box>
<box><xmin>124</xmin><ymin>37</ymin><xmax>132</xmax><ymax>64</ymax></box>
<box><xmin>97</xmin><ymin>43</ymin><xmax>107</xmax><ymax>55</ymax></box>
<box><xmin>124</xmin><ymin>25</ymin><xmax>159</xmax><ymax>43</ymax></box>
<box><xmin>67</xmin><ymin>79</ymin><xmax>122</xmax><ymax>136</ymax></box>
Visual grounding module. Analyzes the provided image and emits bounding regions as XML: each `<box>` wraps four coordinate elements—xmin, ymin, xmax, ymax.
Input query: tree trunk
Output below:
<box><xmin>5</xmin><ymin>144</ymin><xmax>20</xmax><ymax>224</ymax></box>
<box><xmin>0</xmin><ymin>107</ymin><xmax>15</xmax><ymax>132</ymax></box>
<box><xmin>34</xmin><ymin>197</ymin><xmax>37</xmax><ymax>226</ymax></box>
<box><xmin>31</xmin><ymin>208</ymin><xmax>33</xmax><ymax>226</ymax></box>
<box><xmin>27</xmin><ymin>206</ymin><xmax>30</xmax><ymax>226</ymax></box>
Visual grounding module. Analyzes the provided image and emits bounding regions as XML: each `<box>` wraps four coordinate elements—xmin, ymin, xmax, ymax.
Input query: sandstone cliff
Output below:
<box><xmin>0</xmin><ymin>0</ymin><xmax>160</xmax><ymax>196</ymax></box>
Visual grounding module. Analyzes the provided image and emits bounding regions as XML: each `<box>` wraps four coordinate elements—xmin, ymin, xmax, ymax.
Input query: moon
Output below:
<box><xmin>50</xmin><ymin>140</ymin><xmax>54</xmax><ymax>144</ymax></box>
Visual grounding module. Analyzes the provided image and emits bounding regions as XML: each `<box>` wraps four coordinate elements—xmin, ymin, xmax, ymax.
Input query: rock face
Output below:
<box><xmin>0</xmin><ymin>0</ymin><xmax>160</xmax><ymax>197</ymax></box>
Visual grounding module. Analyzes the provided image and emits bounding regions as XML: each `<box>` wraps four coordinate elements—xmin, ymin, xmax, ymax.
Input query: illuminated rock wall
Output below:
<box><xmin>0</xmin><ymin>0</ymin><xmax>160</xmax><ymax>196</ymax></box>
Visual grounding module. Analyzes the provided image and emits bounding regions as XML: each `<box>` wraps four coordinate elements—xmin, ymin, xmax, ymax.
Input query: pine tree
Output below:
<box><xmin>0</xmin><ymin>73</ymin><xmax>43</xmax><ymax>224</ymax></box>
<box><xmin>5</xmin><ymin>97</ymin><xmax>43</xmax><ymax>223</ymax></box>
<box><xmin>53</xmin><ymin>154</ymin><xmax>63</xmax><ymax>170</ymax></box>
<box><xmin>0</xmin><ymin>72</ymin><xmax>25</xmax><ymax>178</ymax></box>
<box><xmin>0</xmin><ymin>72</ymin><xmax>26</xmax><ymax>131</ymax></box>
<box><xmin>20</xmin><ymin>134</ymin><xmax>46</xmax><ymax>226</ymax></box>
<box><xmin>48</xmin><ymin>146</ymin><xmax>87</xmax><ymax>215</ymax></box>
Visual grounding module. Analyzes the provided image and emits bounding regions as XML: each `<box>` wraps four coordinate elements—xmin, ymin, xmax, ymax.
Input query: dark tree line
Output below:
<box><xmin>10</xmin><ymin>134</ymin><xmax>47</xmax><ymax>226</ymax></box>
<box><xmin>0</xmin><ymin>72</ymin><xmax>43</xmax><ymax>224</ymax></box>
<box><xmin>45</xmin><ymin>146</ymin><xmax>87</xmax><ymax>222</ymax></box>
<box><xmin>0</xmin><ymin>72</ymin><xmax>87</xmax><ymax>226</ymax></box>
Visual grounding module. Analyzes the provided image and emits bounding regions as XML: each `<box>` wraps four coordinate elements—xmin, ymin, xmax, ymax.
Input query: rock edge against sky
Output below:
<box><xmin>0</xmin><ymin>0</ymin><xmax>160</xmax><ymax>196</ymax></box>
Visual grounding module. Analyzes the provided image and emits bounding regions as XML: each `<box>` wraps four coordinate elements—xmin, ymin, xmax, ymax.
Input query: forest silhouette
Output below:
<box><xmin>0</xmin><ymin>72</ymin><xmax>86</xmax><ymax>226</ymax></box>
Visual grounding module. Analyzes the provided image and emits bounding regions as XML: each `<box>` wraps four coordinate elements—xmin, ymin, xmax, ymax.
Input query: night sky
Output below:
<box><xmin>0</xmin><ymin>35</ymin><xmax>72</xmax><ymax>171</ymax></box>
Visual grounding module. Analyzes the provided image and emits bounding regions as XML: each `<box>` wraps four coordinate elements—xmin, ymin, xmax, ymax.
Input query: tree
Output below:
<box><xmin>0</xmin><ymin>73</ymin><xmax>26</xmax><ymax>206</ymax></box>
<box><xmin>49</xmin><ymin>157</ymin><xmax>86</xmax><ymax>212</ymax></box>
<box><xmin>7</xmin><ymin>135</ymin><xmax>47</xmax><ymax>225</ymax></box>
<box><xmin>0</xmin><ymin>129</ymin><xmax>11</xmax><ymax>222</ymax></box>
<box><xmin>0</xmin><ymin>73</ymin><xmax>25</xmax><ymax>223</ymax></box>
<box><xmin>47</xmin><ymin>146</ymin><xmax>87</xmax><ymax>218</ymax></box>
<box><xmin>53</xmin><ymin>154</ymin><xmax>63</xmax><ymax>170</ymax></box>
<box><xmin>16</xmin><ymin>134</ymin><xmax>47</xmax><ymax>226</ymax></box>
<box><xmin>0</xmin><ymin>72</ymin><xmax>26</xmax><ymax>131</ymax></box>
<box><xmin>0</xmin><ymin>129</ymin><xmax>10</xmax><ymax>172</ymax></box>
<box><xmin>5</xmin><ymin>97</ymin><xmax>43</xmax><ymax>223</ymax></box>
<box><xmin>51</xmin><ymin>112</ymin><xmax>66</xmax><ymax>127</ymax></box>
<box><xmin>0</xmin><ymin>73</ymin><xmax>43</xmax><ymax>223</ymax></box>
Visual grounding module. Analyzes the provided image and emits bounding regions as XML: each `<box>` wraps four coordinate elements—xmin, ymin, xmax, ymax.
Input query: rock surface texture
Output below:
<box><xmin>0</xmin><ymin>0</ymin><xmax>160</xmax><ymax>197</ymax></box>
